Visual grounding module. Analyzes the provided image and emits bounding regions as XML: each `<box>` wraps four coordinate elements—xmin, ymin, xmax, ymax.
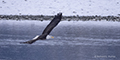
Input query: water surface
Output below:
<box><xmin>0</xmin><ymin>20</ymin><xmax>120</xmax><ymax>60</ymax></box>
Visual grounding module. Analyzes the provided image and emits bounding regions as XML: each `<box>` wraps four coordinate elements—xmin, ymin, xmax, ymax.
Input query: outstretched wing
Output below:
<box><xmin>20</xmin><ymin>13</ymin><xmax>62</xmax><ymax>44</ymax></box>
<box><xmin>42</xmin><ymin>13</ymin><xmax>62</xmax><ymax>35</ymax></box>
<box><xmin>20</xmin><ymin>39</ymin><xmax>37</xmax><ymax>44</ymax></box>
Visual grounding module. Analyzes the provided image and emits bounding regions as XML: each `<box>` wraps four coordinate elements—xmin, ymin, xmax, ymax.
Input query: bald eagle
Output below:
<box><xmin>21</xmin><ymin>13</ymin><xmax>62</xmax><ymax>44</ymax></box>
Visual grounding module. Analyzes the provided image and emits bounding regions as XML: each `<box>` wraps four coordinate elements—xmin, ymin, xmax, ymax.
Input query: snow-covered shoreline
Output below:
<box><xmin>0</xmin><ymin>0</ymin><xmax>120</xmax><ymax>16</ymax></box>
<box><xmin>0</xmin><ymin>15</ymin><xmax>120</xmax><ymax>22</ymax></box>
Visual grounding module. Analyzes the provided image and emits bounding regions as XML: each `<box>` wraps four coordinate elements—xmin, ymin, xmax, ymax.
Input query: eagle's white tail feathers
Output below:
<box><xmin>32</xmin><ymin>35</ymin><xmax>39</xmax><ymax>40</ymax></box>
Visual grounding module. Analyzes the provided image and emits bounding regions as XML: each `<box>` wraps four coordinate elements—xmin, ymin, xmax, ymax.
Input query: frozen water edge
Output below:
<box><xmin>0</xmin><ymin>20</ymin><xmax>120</xmax><ymax>27</ymax></box>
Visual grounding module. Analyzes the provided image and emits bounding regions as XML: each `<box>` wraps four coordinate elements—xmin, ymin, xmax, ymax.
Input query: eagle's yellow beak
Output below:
<box><xmin>52</xmin><ymin>36</ymin><xmax>54</xmax><ymax>38</ymax></box>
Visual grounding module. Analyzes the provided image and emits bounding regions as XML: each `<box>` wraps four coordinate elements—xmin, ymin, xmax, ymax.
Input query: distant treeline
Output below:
<box><xmin>0</xmin><ymin>15</ymin><xmax>120</xmax><ymax>22</ymax></box>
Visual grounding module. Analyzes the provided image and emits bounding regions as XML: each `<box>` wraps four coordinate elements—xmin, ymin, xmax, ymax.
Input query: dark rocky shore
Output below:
<box><xmin>0</xmin><ymin>15</ymin><xmax>120</xmax><ymax>22</ymax></box>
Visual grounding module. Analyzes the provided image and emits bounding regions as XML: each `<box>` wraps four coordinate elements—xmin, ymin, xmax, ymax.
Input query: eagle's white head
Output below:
<box><xmin>46</xmin><ymin>35</ymin><xmax>54</xmax><ymax>39</ymax></box>
<box><xmin>33</xmin><ymin>35</ymin><xmax>54</xmax><ymax>40</ymax></box>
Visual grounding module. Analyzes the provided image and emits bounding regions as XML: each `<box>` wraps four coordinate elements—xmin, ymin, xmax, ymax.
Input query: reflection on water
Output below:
<box><xmin>0</xmin><ymin>20</ymin><xmax>120</xmax><ymax>60</ymax></box>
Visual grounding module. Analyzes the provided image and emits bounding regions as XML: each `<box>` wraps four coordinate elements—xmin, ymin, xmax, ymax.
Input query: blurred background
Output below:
<box><xmin>0</xmin><ymin>0</ymin><xmax>120</xmax><ymax>16</ymax></box>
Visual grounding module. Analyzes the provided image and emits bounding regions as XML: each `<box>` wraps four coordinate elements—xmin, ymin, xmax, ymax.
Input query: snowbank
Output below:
<box><xmin>0</xmin><ymin>0</ymin><xmax>120</xmax><ymax>16</ymax></box>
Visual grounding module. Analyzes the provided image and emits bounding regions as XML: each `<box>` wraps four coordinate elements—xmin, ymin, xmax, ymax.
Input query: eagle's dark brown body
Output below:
<box><xmin>20</xmin><ymin>13</ymin><xmax>62</xmax><ymax>44</ymax></box>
